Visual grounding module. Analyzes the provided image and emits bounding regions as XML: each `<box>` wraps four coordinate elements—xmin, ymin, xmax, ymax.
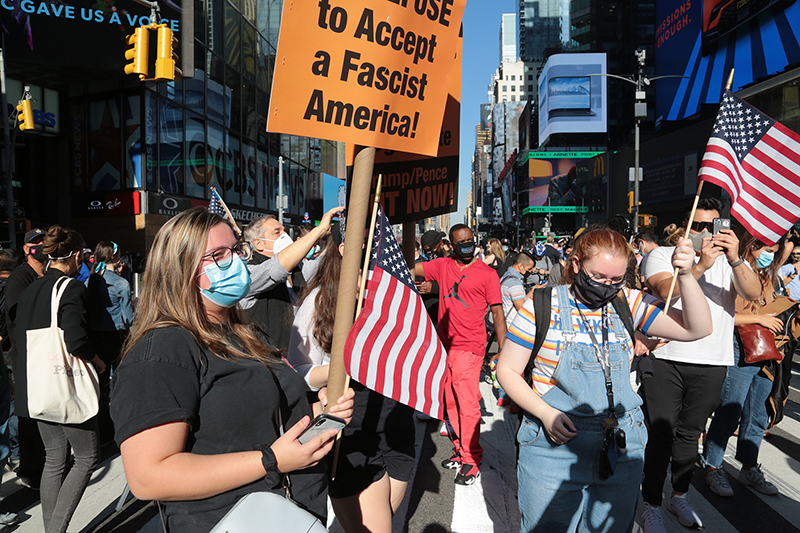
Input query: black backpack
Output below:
<box><xmin>523</xmin><ymin>286</ymin><xmax>637</xmax><ymax>384</ymax></box>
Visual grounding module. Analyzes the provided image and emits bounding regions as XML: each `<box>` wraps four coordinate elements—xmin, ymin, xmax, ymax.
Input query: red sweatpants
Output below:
<box><xmin>444</xmin><ymin>349</ymin><xmax>483</xmax><ymax>466</ymax></box>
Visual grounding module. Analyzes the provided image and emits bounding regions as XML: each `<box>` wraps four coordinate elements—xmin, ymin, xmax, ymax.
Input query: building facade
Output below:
<box><xmin>0</xmin><ymin>0</ymin><xmax>329</xmax><ymax>252</ymax></box>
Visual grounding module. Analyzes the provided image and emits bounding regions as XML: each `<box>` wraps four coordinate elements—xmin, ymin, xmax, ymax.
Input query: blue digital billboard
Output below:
<box><xmin>656</xmin><ymin>0</ymin><xmax>800</xmax><ymax>123</ymax></box>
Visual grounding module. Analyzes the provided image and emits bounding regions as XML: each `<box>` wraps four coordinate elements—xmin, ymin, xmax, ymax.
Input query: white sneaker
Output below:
<box><xmin>706</xmin><ymin>467</ymin><xmax>734</xmax><ymax>497</ymax></box>
<box><xmin>666</xmin><ymin>494</ymin><xmax>702</xmax><ymax>528</ymax></box>
<box><xmin>640</xmin><ymin>502</ymin><xmax>667</xmax><ymax>533</ymax></box>
<box><xmin>738</xmin><ymin>464</ymin><xmax>779</xmax><ymax>495</ymax></box>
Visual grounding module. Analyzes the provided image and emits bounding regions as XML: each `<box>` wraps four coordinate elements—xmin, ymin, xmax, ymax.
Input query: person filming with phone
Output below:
<box><xmin>639</xmin><ymin>197</ymin><xmax>762</xmax><ymax>532</ymax></box>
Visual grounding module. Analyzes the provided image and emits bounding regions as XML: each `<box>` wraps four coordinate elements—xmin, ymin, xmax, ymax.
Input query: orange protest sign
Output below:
<box><xmin>346</xmin><ymin>30</ymin><xmax>461</xmax><ymax>223</ymax></box>
<box><xmin>268</xmin><ymin>0</ymin><xmax>465</xmax><ymax>157</ymax></box>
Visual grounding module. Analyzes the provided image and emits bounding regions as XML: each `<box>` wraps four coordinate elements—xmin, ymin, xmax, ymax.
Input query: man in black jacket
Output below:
<box><xmin>4</xmin><ymin>229</ymin><xmax>46</xmax><ymax>489</ymax></box>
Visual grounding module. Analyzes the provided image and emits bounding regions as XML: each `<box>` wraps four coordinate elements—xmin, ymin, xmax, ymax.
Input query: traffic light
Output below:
<box><xmin>639</xmin><ymin>214</ymin><xmax>657</xmax><ymax>228</ymax></box>
<box><xmin>155</xmin><ymin>25</ymin><xmax>181</xmax><ymax>81</ymax></box>
<box><xmin>627</xmin><ymin>191</ymin><xmax>635</xmax><ymax>214</ymax></box>
<box><xmin>124</xmin><ymin>26</ymin><xmax>150</xmax><ymax>79</ymax></box>
<box><xmin>16</xmin><ymin>100</ymin><xmax>33</xmax><ymax>131</ymax></box>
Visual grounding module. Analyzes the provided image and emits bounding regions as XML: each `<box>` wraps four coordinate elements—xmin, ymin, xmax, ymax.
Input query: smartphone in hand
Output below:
<box><xmin>297</xmin><ymin>414</ymin><xmax>346</xmax><ymax>444</ymax></box>
<box><xmin>713</xmin><ymin>218</ymin><xmax>730</xmax><ymax>235</ymax></box>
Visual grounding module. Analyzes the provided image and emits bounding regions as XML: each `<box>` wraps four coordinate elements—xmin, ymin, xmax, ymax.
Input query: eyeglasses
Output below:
<box><xmin>202</xmin><ymin>241</ymin><xmax>252</xmax><ymax>269</ymax></box>
<box><xmin>585</xmin><ymin>269</ymin><xmax>625</xmax><ymax>285</ymax></box>
<box><xmin>690</xmin><ymin>221</ymin><xmax>715</xmax><ymax>233</ymax></box>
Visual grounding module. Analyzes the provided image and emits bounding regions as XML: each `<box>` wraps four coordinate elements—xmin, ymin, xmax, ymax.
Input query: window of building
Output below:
<box><xmin>529</xmin><ymin>85</ymin><xmax>533</xmax><ymax>92</ymax></box>
<box><xmin>503</xmin><ymin>85</ymin><xmax>507</xmax><ymax>91</ymax></box>
<box><xmin>520</xmin><ymin>86</ymin><xmax>524</xmax><ymax>92</ymax></box>
<box><xmin>511</xmin><ymin>95</ymin><xmax>515</xmax><ymax>101</ymax></box>
<box><xmin>511</xmin><ymin>75</ymin><xmax>515</xmax><ymax>81</ymax></box>
<box><xmin>511</xmin><ymin>85</ymin><xmax>515</xmax><ymax>91</ymax></box>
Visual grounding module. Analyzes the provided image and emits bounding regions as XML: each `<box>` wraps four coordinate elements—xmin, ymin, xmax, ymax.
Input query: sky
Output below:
<box><xmin>451</xmin><ymin>0</ymin><xmax>517</xmax><ymax>226</ymax></box>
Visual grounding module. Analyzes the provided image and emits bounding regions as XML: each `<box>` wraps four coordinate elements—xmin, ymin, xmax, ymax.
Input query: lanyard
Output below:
<box><xmin>575</xmin><ymin>297</ymin><xmax>616</xmax><ymax>422</ymax></box>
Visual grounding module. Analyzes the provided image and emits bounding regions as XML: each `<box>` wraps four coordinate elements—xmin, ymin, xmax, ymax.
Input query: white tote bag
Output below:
<box><xmin>26</xmin><ymin>277</ymin><xmax>99</xmax><ymax>424</ymax></box>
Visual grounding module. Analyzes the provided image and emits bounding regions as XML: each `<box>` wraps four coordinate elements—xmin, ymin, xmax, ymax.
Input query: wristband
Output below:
<box><xmin>728</xmin><ymin>257</ymin><xmax>745</xmax><ymax>268</ymax></box>
<box><xmin>254</xmin><ymin>443</ymin><xmax>282</xmax><ymax>488</ymax></box>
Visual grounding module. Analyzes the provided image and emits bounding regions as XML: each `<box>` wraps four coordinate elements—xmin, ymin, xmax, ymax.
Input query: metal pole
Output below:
<box><xmin>277</xmin><ymin>155</ymin><xmax>284</xmax><ymax>225</ymax></box>
<box><xmin>633</xmin><ymin>70</ymin><xmax>641</xmax><ymax>234</ymax></box>
<box><xmin>0</xmin><ymin>49</ymin><xmax>16</xmax><ymax>248</ymax></box>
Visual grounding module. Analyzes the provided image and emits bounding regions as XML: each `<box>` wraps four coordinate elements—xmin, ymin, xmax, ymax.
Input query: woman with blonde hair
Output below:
<box><xmin>496</xmin><ymin>228</ymin><xmax>713</xmax><ymax>532</ymax></box>
<box><xmin>111</xmin><ymin>207</ymin><xmax>354</xmax><ymax>532</ymax></box>
<box><xmin>483</xmin><ymin>238</ymin><xmax>507</xmax><ymax>278</ymax></box>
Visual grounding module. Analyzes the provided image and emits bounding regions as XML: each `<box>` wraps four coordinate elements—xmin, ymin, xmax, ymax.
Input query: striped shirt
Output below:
<box><xmin>506</xmin><ymin>287</ymin><xmax>662</xmax><ymax>396</ymax></box>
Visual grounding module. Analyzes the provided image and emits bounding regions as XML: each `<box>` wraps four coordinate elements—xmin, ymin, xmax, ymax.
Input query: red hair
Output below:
<box><xmin>563</xmin><ymin>228</ymin><xmax>630</xmax><ymax>285</ymax></box>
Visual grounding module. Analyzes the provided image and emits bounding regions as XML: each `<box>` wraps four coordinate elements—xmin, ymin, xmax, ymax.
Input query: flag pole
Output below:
<box><xmin>210</xmin><ymin>187</ymin><xmax>242</xmax><ymax>236</ymax></box>
<box><xmin>331</xmin><ymin>173</ymin><xmax>383</xmax><ymax>480</ymax></box>
<box><xmin>356</xmin><ymin>174</ymin><xmax>384</xmax><ymax>313</ymax></box>
<box><xmin>662</xmin><ymin>69</ymin><xmax>734</xmax><ymax>312</ymax></box>
<box><xmin>325</xmin><ymin>146</ymin><xmax>375</xmax><ymax>412</ymax></box>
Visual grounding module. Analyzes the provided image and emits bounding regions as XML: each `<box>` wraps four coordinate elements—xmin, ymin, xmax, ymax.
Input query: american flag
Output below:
<box><xmin>697</xmin><ymin>90</ymin><xmax>800</xmax><ymax>245</ymax></box>
<box><xmin>344</xmin><ymin>206</ymin><xmax>446</xmax><ymax>419</ymax></box>
<box><xmin>208</xmin><ymin>188</ymin><xmax>242</xmax><ymax>235</ymax></box>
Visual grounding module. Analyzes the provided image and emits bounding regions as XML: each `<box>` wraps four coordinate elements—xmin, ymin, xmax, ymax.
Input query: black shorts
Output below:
<box><xmin>327</xmin><ymin>385</ymin><xmax>416</xmax><ymax>498</ymax></box>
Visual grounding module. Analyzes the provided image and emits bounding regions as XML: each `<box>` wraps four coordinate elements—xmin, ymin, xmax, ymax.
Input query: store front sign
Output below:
<box><xmin>73</xmin><ymin>192</ymin><xmax>141</xmax><ymax>216</ymax></box>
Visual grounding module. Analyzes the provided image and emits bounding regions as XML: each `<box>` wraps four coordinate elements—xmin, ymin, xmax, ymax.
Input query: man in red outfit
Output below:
<box><xmin>415</xmin><ymin>224</ymin><xmax>506</xmax><ymax>485</ymax></box>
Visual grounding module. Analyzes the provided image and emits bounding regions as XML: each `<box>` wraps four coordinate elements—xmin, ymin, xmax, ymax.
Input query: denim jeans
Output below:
<box><xmin>702</xmin><ymin>337</ymin><xmax>772</xmax><ymax>469</ymax></box>
<box><xmin>0</xmin><ymin>385</ymin><xmax>12</xmax><ymax>466</ymax></box>
<box><xmin>518</xmin><ymin>410</ymin><xmax>647</xmax><ymax>532</ymax></box>
<box><xmin>37</xmin><ymin>418</ymin><xmax>99</xmax><ymax>533</ymax></box>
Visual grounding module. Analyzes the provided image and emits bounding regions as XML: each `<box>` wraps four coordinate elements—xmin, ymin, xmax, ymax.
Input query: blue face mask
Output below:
<box><xmin>756</xmin><ymin>250</ymin><xmax>774</xmax><ymax>269</ymax></box>
<box><xmin>199</xmin><ymin>254</ymin><xmax>252</xmax><ymax>308</ymax></box>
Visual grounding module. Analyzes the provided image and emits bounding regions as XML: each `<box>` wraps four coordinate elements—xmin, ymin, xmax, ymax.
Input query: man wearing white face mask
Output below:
<box><xmin>240</xmin><ymin>207</ymin><xmax>342</xmax><ymax>351</ymax></box>
<box><xmin>639</xmin><ymin>197</ymin><xmax>762</xmax><ymax>532</ymax></box>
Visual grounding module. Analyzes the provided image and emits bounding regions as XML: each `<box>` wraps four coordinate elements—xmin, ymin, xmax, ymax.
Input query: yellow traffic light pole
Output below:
<box><xmin>124</xmin><ymin>1</ymin><xmax>182</xmax><ymax>82</ymax></box>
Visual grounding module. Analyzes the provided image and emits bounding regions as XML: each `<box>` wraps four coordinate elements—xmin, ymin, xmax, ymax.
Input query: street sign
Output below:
<box><xmin>523</xmin><ymin>206</ymin><xmax>588</xmax><ymax>214</ymax></box>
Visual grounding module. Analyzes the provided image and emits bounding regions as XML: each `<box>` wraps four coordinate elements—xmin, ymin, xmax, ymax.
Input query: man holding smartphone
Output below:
<box><xmin>639</xmin><ymin>197</ymin><xmax>761</xmax><ymax>533</ymax></box>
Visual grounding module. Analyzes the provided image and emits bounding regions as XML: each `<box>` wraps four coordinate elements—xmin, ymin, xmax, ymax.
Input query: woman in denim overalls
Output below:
<box><xmin>496</xmin><ymin>229</ymin><xmax>713</xmax><ymax>533</ymax></box>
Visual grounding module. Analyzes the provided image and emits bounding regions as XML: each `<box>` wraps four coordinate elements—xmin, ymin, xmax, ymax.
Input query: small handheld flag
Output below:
<box><xmin>208</xmin><ymin>187</ymin><xmax>242</xmax><ymax>236</ymax></box>
<box><xmin>343</xmin><ymin>206</ymin><xmax>446</xmax><ymax>419</ymax></box>
<box><xmin>698</xmin><ymin>90</ymin><xmax>800</xmax><ymax>245</ymax></box>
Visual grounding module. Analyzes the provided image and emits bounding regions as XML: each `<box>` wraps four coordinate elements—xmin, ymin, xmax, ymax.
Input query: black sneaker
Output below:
<box><xmin>441</xmin><ymin>454</ymin><xmax>461</xmax><ymax>470</ymax></box>
<box><xmin>454</xmin><ymin>463</ymin><xmax>480</xmax><ymax>485</ymax></box>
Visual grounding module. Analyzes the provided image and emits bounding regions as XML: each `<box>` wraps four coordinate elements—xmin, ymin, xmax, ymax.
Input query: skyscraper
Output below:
<box><xmin>500</xmin><ymin>13</ymin><xmax>518</xmax><ymax>63</ymax></box>
<box><xmin>518</xmin><ymin>0</ymin><xmax>569</xmax><ymax>62</ymax></box>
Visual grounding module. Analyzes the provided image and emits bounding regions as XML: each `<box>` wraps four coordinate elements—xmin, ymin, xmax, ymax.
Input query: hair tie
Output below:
<box><xmin>94</xmin><ymin>261</ymin><xmax>107</xmax><ymax>275</ymax></box>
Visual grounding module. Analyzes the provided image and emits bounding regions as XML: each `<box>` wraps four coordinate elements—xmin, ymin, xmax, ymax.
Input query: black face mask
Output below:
<box><xmin>29</xmin><ymin>245</ymin><xmax>46</xmax><ymax>264</ymax></box>
<box><xmin>573</xmin><ymin>269</ymin><xmax>624</xmax><ymax>309</ymax></box>
<box><xmin>454</xmin><ymin>241</ymin><xmax>475</xmax><ymax>259</ymax></box>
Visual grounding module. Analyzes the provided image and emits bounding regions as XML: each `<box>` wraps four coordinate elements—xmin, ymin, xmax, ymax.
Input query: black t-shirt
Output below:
<box><xmin>110</xmin><ymin>326</ymin><xmax>327</xmax><ymax>532</ymax></box>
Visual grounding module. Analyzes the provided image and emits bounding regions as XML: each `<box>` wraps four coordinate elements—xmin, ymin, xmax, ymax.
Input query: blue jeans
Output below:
<box><xmin>518</xmin><ymin>409</ymin><xmax>648</xmax><ymax>532</ymax></box>
<box><xmin>702</xmin><ymin>337</ymin><xmax>772</xmax><ymax>469</ymax></box>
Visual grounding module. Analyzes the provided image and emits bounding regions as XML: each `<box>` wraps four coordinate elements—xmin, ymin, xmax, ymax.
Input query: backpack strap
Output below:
<box><xmin>523</xmin><ymin>286</ymin><xmax>553</xmax><ymax>385</ymax></box>
<box><xmin>610</xmin><ymin>290</ymin><xmax>636</xmax><ymax>343</ymax></box>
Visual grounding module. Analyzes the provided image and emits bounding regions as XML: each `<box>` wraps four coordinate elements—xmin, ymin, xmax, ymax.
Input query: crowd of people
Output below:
<box><xmin>0</xmin><ymin>194</ymin><xmax>796</xmax><ymax>533</ymax></box>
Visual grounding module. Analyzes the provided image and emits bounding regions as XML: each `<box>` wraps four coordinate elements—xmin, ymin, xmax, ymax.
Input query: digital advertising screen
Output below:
<box><xmin>523</xmin><ymin>151</ymin><xmax>604</xmax><ymax>209</ymax></box>
<box><xmin>537</xmin><ymin>53</ymin><xmax>607</xmax><ymax>145</ymax></box>
<box><xmin>655</xmin><ymin>0</ymin><xmax>800</xmax><ymax>123</ymax></box>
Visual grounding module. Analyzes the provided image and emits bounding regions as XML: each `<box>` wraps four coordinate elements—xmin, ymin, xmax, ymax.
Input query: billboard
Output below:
<box><xmin>655</xmin><ymin>0</ymin><xmax>800</xmax><ymax>123</ymax></box>
<box><xmin>522</xmin><ymin>151</ymin><xmax>605</xmax><ymax>210</ymax></box>
<box><xmin>537</xmin><ymin>53</ymin><xmax>607</xmax><ymax>145</ymax></box>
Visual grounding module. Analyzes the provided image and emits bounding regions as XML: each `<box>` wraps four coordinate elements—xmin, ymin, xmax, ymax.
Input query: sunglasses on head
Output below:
<box><xmin>690</xmin><ymin>221</ymin><xmax>715</xmax><ymax>233</ymax></box>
